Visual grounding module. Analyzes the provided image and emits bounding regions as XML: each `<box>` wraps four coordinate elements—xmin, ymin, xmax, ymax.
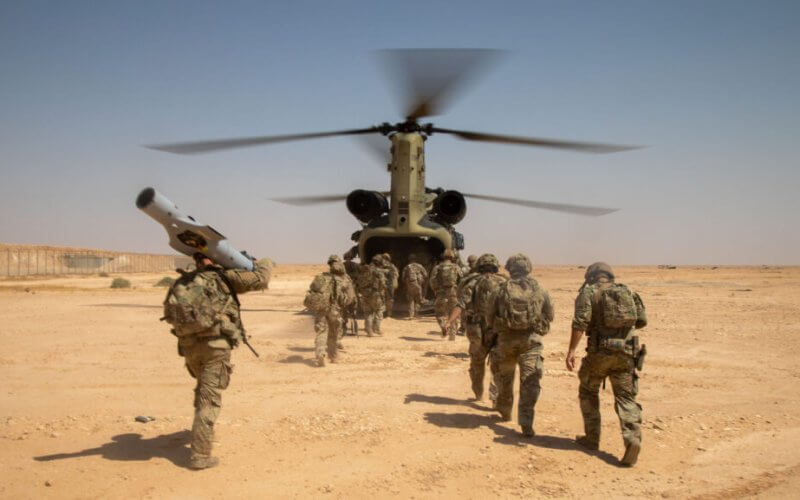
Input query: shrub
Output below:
<box><xmin>154</xmin><ymin>276</ymin><xmax>175</xmax><ymax>287</ymax></box>
<box><xmin>110</xmin><ymin>278</ymin><xmax>131</xmax><ymax>289</ymax></box>
<box><xmin>98</xmin><ymin>272</ymin><xmax>110</xmax><ymax>277</ymax></box>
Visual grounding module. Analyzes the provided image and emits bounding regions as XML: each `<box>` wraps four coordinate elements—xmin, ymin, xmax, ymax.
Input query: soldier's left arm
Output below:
<box><xmin>223</xmin><ymin>264</ymin><xmax>270</xmax><ymax>294</ymax></box>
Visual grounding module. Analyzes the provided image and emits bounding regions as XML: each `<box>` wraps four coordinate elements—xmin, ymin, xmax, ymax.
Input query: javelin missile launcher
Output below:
<box><xmin>136</xmin><ymin>187</ymin><xmax>254</xmax><ymax>271</ymax></box>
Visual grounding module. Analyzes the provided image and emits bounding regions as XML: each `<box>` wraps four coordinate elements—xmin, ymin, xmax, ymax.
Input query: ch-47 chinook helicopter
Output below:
<box><xmin>147</xmin><ymin>49</ymin><xmax>639</xmax><ymax>272</ymax></box>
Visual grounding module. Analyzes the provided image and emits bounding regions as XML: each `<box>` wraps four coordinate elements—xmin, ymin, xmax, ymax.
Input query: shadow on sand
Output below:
<box><xmin>34</xmin><ymin>430</ymin><xmax>192</xmax><ymax>469</ymax></box>
<box><xmin>278</xmin><ymin>354</ymin><xmax>318</xmax><ymax>367</ymax></box>
<box><xmin>406</xmin><ymin>393</ymin><xmax>621</xmax><ymax>466</ymax></box>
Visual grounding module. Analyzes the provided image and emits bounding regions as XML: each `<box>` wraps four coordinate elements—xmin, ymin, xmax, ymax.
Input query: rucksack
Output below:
<box><xmin>163</xmin><ymin>270</ymin><xmax>232</xmax><ymax>337</ymax></box>
<box><xmin>473</xmin><ymin>273</ymin><xmax>504</xmax><ymax>321</ymax></box>
<box><xmin>597</xmin><ymin>283</ymin><xmax>638</xmax><ymax>329</ymax></box>
<box><xmin>403</xmin><ymin>263</ymin><xmax>425</xmax><ymax>286</ymax></box>
<box><xmin>304</xmin><ymin>273</ymin><xmax>333</xmax><ymax>314</ymax></box>
<box><xmin>498</xmin><ymin>278</ymin><xmax>546</xmax><ymax>332</ymax></box>
<box><xmin>436</xmin><ymin>263</ymin><xmax>459</xmax><ymax>289</ymax></box>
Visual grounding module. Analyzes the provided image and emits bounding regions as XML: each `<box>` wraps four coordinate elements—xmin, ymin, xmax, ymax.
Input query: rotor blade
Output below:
<box><xmin>431</xmin><ymin>127</ymin><xmax>641</xmax><ymax>154</ymax></box>
<box><xmin>269</xmin><ymin>194</ymin><xmax>348</xmax><ymax>206</ymax></box>
<box><xmin>146</xmin><ymin>127</ymin><xmax>380</xmax><ymax>155</ymax></box>
<box><xmin>378</xmin><ymin>49</ymin><xmax>505</xmax><ymax>120</ymax></box>
<box><xmin>353</xmin><ymin>133</ymin><xmax>392</xmax><ymax>166</ymax></box>
<box><xmin>462</xmin><ymin>193</ymin><xmax>618</xmax><ymax>216</ymax></box>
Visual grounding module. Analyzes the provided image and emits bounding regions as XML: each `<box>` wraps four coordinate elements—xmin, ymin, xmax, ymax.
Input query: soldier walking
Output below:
<box><xmin>374</xmin><ymin>253</ymin><xmax>398</xmax><ymax>317</ymax></box>
<box><xmin>355</xmin><ymin>255</ymin><xmax>386</xmax><ymax>336</ymax></box>
<box><xmin>429</xmin><ymin>249</ymin><xmax>463</xmax><ymax>340</ymax></box>
<box><xmin>162</xmin><ymin>252</ymin><xmax>270</xmax><ymax>469</ymax></box>
<box><xmin>444</xmin><ymin>253</ymin><xmax>506</xmax><ymax>403</ymax></box>
<box><xmin>401</xmin><ymin>253</ymin><xmax>428</xmax><ymax>318</ymax></box>
<box><xmin>304</xmin><ymin>255</ymin><xmax>356</xmax><ymax>366</ymax></box>
<box><xmin>490</xmin><ymin>254</ymin><xmax>554</xmax><ymax>437</ymax></box>
<box><xmin>566</xmin><ymin>262</ymin><xmax>648</xmax><ymax>466</ymax></box>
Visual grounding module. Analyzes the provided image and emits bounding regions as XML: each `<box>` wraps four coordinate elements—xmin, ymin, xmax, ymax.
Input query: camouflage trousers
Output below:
<box><xmin>361</xmin><ymin>292</ymin><xmax>384</xmax><ymax>336</ymax></box>
<box><xmin>578</xmin><ymin>351</ymin><xmax>642</xmax><ymax>449</ymax></box>
<box><xmin>314</xmin><ymin>310</ymin><xmax>344</xmax><ymax>362</ymax></box>
<box><xmin>495</xmin><ymin>330</ymin><xmax>544</xmax><ymax>430</ymax></box>
<box><xmin>465</xmin><ymin>320</ymin><xmax>498</xmax><ymax>402</ymax></box>
<box><xmin>384</xmin><ymin>288</ymin><xmax>395</xmax><ymax>318</ymax></box>
<box><xmin>434</xmin><ymin>290</ymin><xmax>459</xmax><ymax>340</ymax></box>
<box><xmin>405</xmin><ymin>283</ymin><xmax>424</xmax><ymax>318</ymax></box>
<box><xmin>183</xmin><ymin>342</ymin><xmax>232</xmax><ymax>461</ymax></box>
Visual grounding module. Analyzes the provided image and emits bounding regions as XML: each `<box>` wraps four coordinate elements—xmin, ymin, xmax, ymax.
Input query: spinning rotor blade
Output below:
<box><xmin>379</xmin><ymin>49</ymin><xmax>504</xmax><ymax>119</ymax></box>
<box><xmin>463</xmin><ymin>193</ymin><xmax>618</xmax><ymax>216</ymax></box>
<box><xmin>146</xmin><ymin>127</ymin><xmax>380</xmax><ymax>155</ymax></box>
<box><xmin>270</xmin><ymin>194</ymin><xmax>348</xmax><ymax>206</ymax></box>
<box><xmin>431</xmin><ymin>128</ymin><xmax>640</xmax><ymax>154</ymax></box>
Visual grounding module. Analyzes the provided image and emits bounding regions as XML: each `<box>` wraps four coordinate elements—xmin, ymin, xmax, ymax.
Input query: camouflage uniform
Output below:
<box><xmin>490</xmin><ymin>254</ymin><xmax>554</xmax><ymax>436</ymax></box>
<box><xmin>571</xmin><ymin>262</ymin><xmax>647</xmax><ymax>464</ymax></box>
<box><xmin>355</xmin><ymin>258</ymin><xmax>386</xmax><ymax>336</ymax></box>
<box><xmin>401</xmin><ymin>253</ymin><xmax>428</xmax><ymax>318</ymax></box>
<box><xmin>430</xmin><ymin>250</ymin><xmax>463</xmax><ymax>340</ymax></box>
<box><xmin>167</xmin><ymin>260</ymin><xmax>269</xmax><ymax>469</ymax></box>
<box><xmin>377</xmin><ymin>253</ymin><xmax>399</xmax><ymax>318</ymax></box>
<box><xmin>306</xmin><ymin>256</ymin><xmax>356</xmax><ymax>366</ymax></box>
<box><xmin>457</xmin><ymin>253</ymin><xmax>505</xmax><ymax>401</ymax></box>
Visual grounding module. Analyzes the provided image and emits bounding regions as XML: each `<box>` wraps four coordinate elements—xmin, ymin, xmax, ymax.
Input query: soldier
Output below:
<box><xmin>566</xmin><ymin>262</ymin><xmax>647</xmax><ymax>466</ymax></box>
<box><xmin>467</xmin><ymin>254</ymin><xmax>478</xmax><ymax>272</ymax></box>
<box><xmin>304</xmin><ymin>255</ymin><xmax>356</xmax><ymax>366</ymax></box>
<box><xmin>162</xmin><ymin>252</ymin><xmax>270</xmax><ymax>470</ymax></box>
<box><xmin>429</xmin><ymin>249</ymin><xmax>463</xmax><ymax>340</ymax></box>
<box><xmin>490</xmin><ymin>253</ymin><xmax>554</xmax><ymax>437</ymax></box>
<box><xmin>444</xmin><ymin>253</ymin><xmax>505</xmax><ymax>402</ymax></box>
<box><xmin>401</xmin><ymin>253</ymin><xmax>428</xmax><ymax>318</ymax></box>
<box><xmin>378</xmin><ymin>253</ymin><xmax>399</xmax><ymax>318</ymax></box>
<box><xmin>355</xmin><ymin>255</ymin><xmax>386</xmax><ymax>336</ymax></box>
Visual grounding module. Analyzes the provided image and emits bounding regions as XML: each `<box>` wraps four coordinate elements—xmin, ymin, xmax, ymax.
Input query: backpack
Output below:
<box><xmin>304</xmin><ymin>273</ymin><xmax>333</xmax><ymax>314</ymax></box>
<box><xmin>403</xmin><ymin>263</ymin><xmax>425</xmax><ymax>287</ymax></box>
<box><xmin>498</xmin><ymin>278</ymin><xmax>546</xmax><ymax>332</ymax></box>
<box><xmin>163</xmin><ymin>270</ymin><xmax>231</xmax><ymax>337</ymax></box>
<box><xmin>597</xmin><ymin>283</ymin><xmax>638</xmax><ymax>329</ymax></box>
<box><xmin>474</xmin><ymin>273</ymin><xmax>504</xmax><ymax>321</ymax></box>
<box><xmin>435</xmin><ymin>263</ymin><xmax>459</xmax><ymax>289</ymax></box>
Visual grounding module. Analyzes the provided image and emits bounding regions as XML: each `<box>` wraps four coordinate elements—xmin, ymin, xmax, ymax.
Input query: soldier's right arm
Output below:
<box><xmin>223</xmin><ymin>264</ymin><xmax>270</xmax><ymax>294</ymax></box>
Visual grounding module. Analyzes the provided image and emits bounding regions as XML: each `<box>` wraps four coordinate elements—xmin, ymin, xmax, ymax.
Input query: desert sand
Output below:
<box><xmin>1</xmin><ymin>265</ymin><xmax>799</xmax><ymax>499</ymax></box>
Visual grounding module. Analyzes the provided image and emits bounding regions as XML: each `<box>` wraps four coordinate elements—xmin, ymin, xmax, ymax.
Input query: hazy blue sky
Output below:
<box><xmin>1</xmin><ymin>1</ymin><xmax>798</xmax><ymax>264</ymax></box>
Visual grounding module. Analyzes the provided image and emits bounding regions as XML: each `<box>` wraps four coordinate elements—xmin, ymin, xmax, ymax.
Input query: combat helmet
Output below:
<box><xmin>328</xmin><ymin>254</ymin><xmax>345</xmax><ymax>275</ymax></box>
<box><xmin>476</xmin><ymin>253</ymin><xmax>500</xmax><ymax>272</ymax></box>
<box><xmin>442</xmin><ymin>249</ymin><xmax>457</xmax><ymax>262</ymax></box>
<box><xmin>584</xmin><ymin>262</ymin><xmax>615</xmax><ymax>282</ymax></box>
<box><xmin>505</xmin><ymin>253</ymin><xmax>532</xmax><ymax>277</ymax></box>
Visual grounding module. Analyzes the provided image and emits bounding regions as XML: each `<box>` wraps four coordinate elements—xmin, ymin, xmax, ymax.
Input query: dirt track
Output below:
<box><xmin>1</xmin><ymin>265</ymin><xmax>799</xmax><ymax>499</ymax></box>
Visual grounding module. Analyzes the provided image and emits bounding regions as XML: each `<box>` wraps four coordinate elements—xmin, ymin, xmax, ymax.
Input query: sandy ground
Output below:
<box><xmin>1</xmin><ymin>265</ymin><xmax>800</xmax><ymax>499</ymax></box>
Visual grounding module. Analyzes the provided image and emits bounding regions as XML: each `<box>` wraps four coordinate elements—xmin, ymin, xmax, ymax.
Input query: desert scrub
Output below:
<box><xmin>110</xmin><ymin>277</ymin><xmax>131</xmax><ymax>289</ymax></box>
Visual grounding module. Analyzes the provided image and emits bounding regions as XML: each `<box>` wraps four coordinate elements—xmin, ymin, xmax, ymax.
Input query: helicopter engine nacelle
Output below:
<box><xmin>433</xmin><ymin>190</ymin><xmax>467</xmax><ymax>225</ymax></box>
<box><xmin>346</xmin><ymin>189</ymin><xmax>389</xmax><ymax>223</ymax></box>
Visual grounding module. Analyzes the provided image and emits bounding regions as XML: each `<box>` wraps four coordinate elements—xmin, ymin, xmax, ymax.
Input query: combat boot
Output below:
<box><xmin>189</xmin><ymin>455</ymin><xmax>219</xmax><ymax>470</ymax></box>
<box><xmin>575</xmin><ymin>435</ymin><xmax>599</xmax><ymax>451</ymax></box>
<box><xmin>316</xmin><ymin>356</ymin><xmax>325</xmax><ymax>367</ymax></box>
<box><xmin>620</xmin><ymin>441</ymin><xmax>640</xmax><ymax>467</ymax></box>
<box><xmin>521</xmin><ymin>426</ymin><xmax>535</xmax><ymax>437</ymax></box>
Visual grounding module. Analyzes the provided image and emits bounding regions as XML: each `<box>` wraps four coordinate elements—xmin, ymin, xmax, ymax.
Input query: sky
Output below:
<box><xmin>1</xmin><ymin>0</ymin><xmax>798</xmax><ymax>264</ymax></box>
